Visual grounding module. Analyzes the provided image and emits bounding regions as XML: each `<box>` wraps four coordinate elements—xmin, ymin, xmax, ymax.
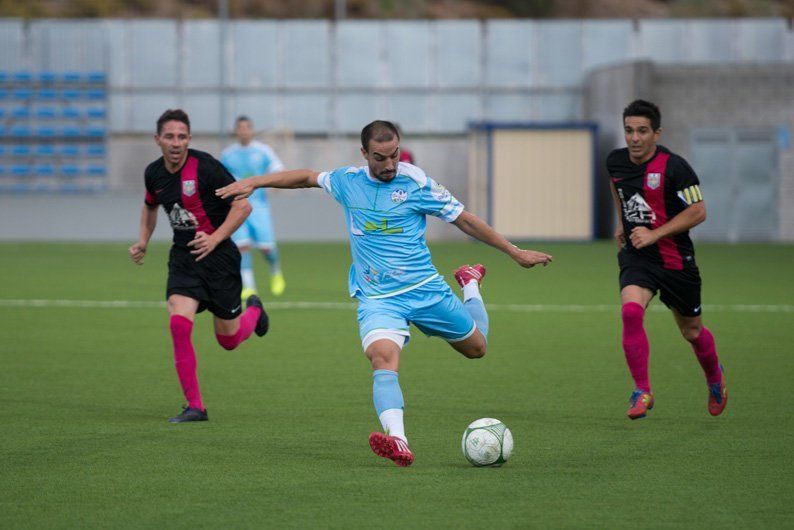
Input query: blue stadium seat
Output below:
<box><xmin>14</xmin><ymin>71</ymin><xmax>33</xmax><ymax>83</ymax></box>
<box><xmin>86</xmin><ymin>107</ymin><xmax>106</xmax><ymax>119</ymax></box>
<box><xmin>62</xmin><ymin>89</ymin><xmax>81</xmax><ymax>100</ymax></box>
<box><xmin>10</xmin><ymin>124</ymin><xmax>32</xmax><ymax>137</ymax></box>
<box><xmin>12</xmin><ymin>106</ymin><xmax>31</xmax><ymax>119</ymax></box>
<box><xmin>39</xmin><ymin>71</ymin><xmax>57</xmax><ymax>84</ymax></box>
<box><xmin>60</xmin><ymin>164</ymin><xmax>80</xmax><ymax>178</ymax></box>
<box><xmin>0</xmin><ymin>145</ymin><xmax>5</xmax><ymax>156</ymax></box>
<box><xmin>0</xmin><ymin>89</ymin><xmax>8</xmax><ymax>100</ymax></box>
<box><xmin>58</xmin><ymin>182</ymin><xmax>80</xmax><ymax>193</ymax></box>
<box><xmin>13</xmin><ymin>89</ymin><xmax>33</xmax><ymax>100</ymax></box>
<box><xmin>86</xmin><ymin>164</ymin><xmax>106</xmax><ymax>177</ymax></box>
<box><xmin>37</xmin><ymin>125</ymin><xmax>56</xmax><ymax>138</ymax></box>
<box><xmin>36</xmin><ymin>106</ymin><xmax>57</xmax><ymax>119</ymax></box>
<box><xmin>35</xmin><ymin>164</ymin><xmax>56</xmax><ymax>177</ymax></box>
<box><xmin>0</xmin><ymin>125</ymin><xmax>6</xmax><ymax>137</ymax></box>
<box><xmin>11</xmin><ymin>164</ymin><xmax>30</xmax><ymax>177</ymax></box>
<box><xmin>85</xmin><ymin>144</ymin><xmax>106</xmax><ymax>157</ymax></box>
<box><xmin>59</xmin><ymin>145</ymin><xmax>79</xmax><ymax>157</ymax></box>
<box><xmin>61</xmin><ymin>107</ymin><xmax>80</xmax><ymax>119</ymax></box>
<box><xmin>62</xmin><ymin>72</ymin><xmax>81</xmax><ymax>83</ymax></box>
<box><xmin>87</xmin><ymin>72</ymin><xmax>106</xmax><ymax>83</ymax></box>
<box><xmin>86</xmin><ymin>89</ymin><xmax>106</xmax><ymax>100</ymax></box>
<box><xmin>61</xmin><ymin>126</ymin><xmax>81</xmax><ymax>137</ymax></box>
<box><xmin>0</xmin><ymin>71</ymin><xmax>7</xmax><ymax>83</ymax></box>
<box><xmin>11</xmin><ymin>145</ymin><xmax>32</xmax><ymax>156</ymax></box>
<box><xmin>36</xmin><ymin>145</ymin><xmax>56</xmax><ymax>157</ymax></box>
<box><xmin>0</xmin><ymin>165</ymin><xmax>5</xmax><ymax>177</ymax></box>
<box><xmin>85</xmin><ymin>125</ymin><xmax>106</xmax><ymax>137</ymax></box>
<box><xmin>0</xmin><ymin>108</ymin><xmax>4</xmax><ymax>119</ymax></box>
<box><xmin>37</xmin><ymin>89</ymin><xmax>57</xmax><ymax>100</ymax></box>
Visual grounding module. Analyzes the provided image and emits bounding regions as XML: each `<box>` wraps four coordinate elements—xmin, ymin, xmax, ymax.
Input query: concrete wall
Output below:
<box><xmin>584</xmin><ymin>62</ymin><xmax>794</xmax><ymax>241</ymax></box>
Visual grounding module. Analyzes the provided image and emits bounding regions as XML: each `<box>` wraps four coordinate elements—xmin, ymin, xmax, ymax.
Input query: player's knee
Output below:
<box><xmin>681</xmin><ymin>323</ymin><xmax>703</xmax><ymax>342</ymax></box>
<box><xmin>462</xmin><ymin>336</ymin><xmax>487</xmax><ymax>359</ymax></box>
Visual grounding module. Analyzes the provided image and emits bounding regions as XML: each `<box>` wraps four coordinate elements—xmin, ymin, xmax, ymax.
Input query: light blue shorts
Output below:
<box><xmin>232</xmin><ymin>206</ymin><xmax>276</xmax><ymax>249</ymax></box>
<box><xmin>356</xmin><ymin>276</ymin><xmax>475</xmax><ymax>347</ymax></box>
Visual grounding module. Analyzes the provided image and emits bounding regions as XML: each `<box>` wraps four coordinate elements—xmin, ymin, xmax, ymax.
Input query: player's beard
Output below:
<box><xmin>375</xmin><ymin>170</ymin><xmax>396</xmax><ymax>182</ymax></box>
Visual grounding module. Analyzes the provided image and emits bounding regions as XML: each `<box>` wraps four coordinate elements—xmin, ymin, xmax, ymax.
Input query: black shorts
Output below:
<box><xmin>166</xmin><ymin>240</ymin><xmax>242</xmax><ymax>320</ymax></box>
<box><xmin>618</xmin><ymin>250</ymin><xmax>703</xmax><ymax>317</ymax></box>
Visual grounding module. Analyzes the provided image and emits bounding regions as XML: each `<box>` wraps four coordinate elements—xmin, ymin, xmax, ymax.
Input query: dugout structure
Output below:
<box><xmin>468</xmin><ymin>122</ymin><xmax>598</xmax><ymax>240</ymax></box>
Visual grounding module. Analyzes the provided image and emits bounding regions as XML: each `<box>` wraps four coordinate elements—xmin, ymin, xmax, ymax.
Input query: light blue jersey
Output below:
<box><xmin>317</xmin><ymin>162</ymin><xmax>464</xmax><ymax>299</ymax></box>
<box><xmin>220</xmin><ymin>140</ymin><xmax>285</xmax><ymax>208</ymax></box>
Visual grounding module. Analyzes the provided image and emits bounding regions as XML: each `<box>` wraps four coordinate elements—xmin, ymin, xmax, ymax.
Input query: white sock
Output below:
<box><xmin>378</xmin><ymin>408</ymin><xmax>407</xmax><ymax>443</ymax></box>
<box><xmin>462</xmin><ymin>281</ymin><xmax>482</xmax><ymax>302</ymax></box>
<box><xmin>241</xmin><ymin>269</ymin><xmax>256</xmax><ymax>291</ymax></box>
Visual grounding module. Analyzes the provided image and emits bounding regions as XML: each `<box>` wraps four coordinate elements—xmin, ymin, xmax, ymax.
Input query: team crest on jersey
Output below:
<box><xmin>391</xmin><ymin>189</ymin><xmax>408</xmax><ymax>203</ymax></box>
<box><xmin>646</xmin><ymin>173</ymin><xmax>661</xmax><ymax>190</ymax></box>
<box><xmin>182</xmin><ymin>180</ymin><xmax>197</xmax><ymax>197</ymax></box>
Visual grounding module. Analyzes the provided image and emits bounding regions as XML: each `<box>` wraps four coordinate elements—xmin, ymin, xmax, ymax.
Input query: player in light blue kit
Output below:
<box><xmin>220</xmin><ymin>116</ymin><xmax>286</xmax><ymax>298</ymax></box>
<box><xmin>217</xmin><ymin>121</ymin><xmax>553</xmax><ymax>467</ymax></box>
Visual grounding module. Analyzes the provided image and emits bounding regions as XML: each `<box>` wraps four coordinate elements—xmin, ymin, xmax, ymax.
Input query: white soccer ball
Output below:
<box><xmin>461</xmin><ymin>418</ymin><xmax>513</xmax><ymax>467</ymax></box>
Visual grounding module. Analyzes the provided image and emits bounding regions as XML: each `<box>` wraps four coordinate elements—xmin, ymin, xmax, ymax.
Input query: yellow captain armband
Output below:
<box><xmin>678</xmin><ymin>185</ymin><xmax>703</xmax><ymax>206</ymax></box>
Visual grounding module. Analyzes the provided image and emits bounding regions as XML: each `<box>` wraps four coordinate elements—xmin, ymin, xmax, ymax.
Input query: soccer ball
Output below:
<box><xmin>461</xmin><ymin>418</ymin><xmax>513</xmax><ymax>467</ymax></box>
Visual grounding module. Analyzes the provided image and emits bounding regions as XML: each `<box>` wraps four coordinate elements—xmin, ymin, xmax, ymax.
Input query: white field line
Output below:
<box><xmin>0</xmin><ymin>299</ymin><xmax>792</xmax><ymax>313</ymax></box>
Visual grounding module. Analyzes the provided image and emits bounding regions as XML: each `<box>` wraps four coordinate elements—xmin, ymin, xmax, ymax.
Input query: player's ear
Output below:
<box><xmin>360</xmin><ymin>146</ymin><xmax>368</xmax><ymax>159</ymax></box>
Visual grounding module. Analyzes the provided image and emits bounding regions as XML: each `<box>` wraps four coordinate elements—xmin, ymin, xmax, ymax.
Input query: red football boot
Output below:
<box><xmin>627</xmin><ymin>390</ymin><xmax>654</xmax><ymax>420</ymax></box>
<box><xmin>708</xmin><ymin>365</ymin><xmax>728</xmax><ymax>416</ymax></box>
<box><xmin>368</xmin><ymin>432</ymin><xmax>414</xmax><ymax>467</ymax></box>
<box><xmin>454</xmin><ymin>264</ymin><xmax>486</xmax><ymax>288</ymax></box>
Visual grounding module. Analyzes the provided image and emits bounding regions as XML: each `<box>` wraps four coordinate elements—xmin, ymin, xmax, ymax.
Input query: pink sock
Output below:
<box><xmin>169</xmin><ymin>315</ymin><xmax>204</xmax><ymax>411</ymax></box>
<box><xmin>622</xmin><ymin>302</ymin><xmax>651</xmax><ymax>392</ymax></box>
<box><xmin>690</xmin><ymin>327</ymin><xmax>722</xmax><ymax>385</ymax></box>
<box><xmin>216</xmin><ymin>305</ymin><xmax>261</xmax><ymax>350</ymax></box>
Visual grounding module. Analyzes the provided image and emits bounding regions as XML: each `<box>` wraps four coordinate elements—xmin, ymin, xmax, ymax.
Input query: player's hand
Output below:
<box><xmin>615</xmin><ymin>225</ymin><xmax>626</xmax><ymax>248</ymax></box>
<box><xmin>216</xmin><ymin>180</ymin><xmax>254</xmax><ymax>200</ymax></box>
<box><xmin>511</xmin><ymin>247</ymin><xmax>553</xmax><ymax>268</ymax></box>
<box><xmin>188</xmin><ymin>231</ymin><xmax>219</xmax><ymax>261</ymax></box>
<box><xmin>629</xmin><ymin>226</ymin><xmax>659</xmax><ymax>249</ymax></box>
<box><xmin>129</xmin><ymin>242</ymin><xmax>147</xmax><ymax>265</ymax></box>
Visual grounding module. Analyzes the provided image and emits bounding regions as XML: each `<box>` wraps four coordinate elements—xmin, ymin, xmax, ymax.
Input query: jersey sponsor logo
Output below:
<box><xmin>646</xmin><ymin>172</ymin><xmax>661</xmax><ymax>190</ymax></box>
<box><xmin>391</xmin><ymin>189</ymin><xmax>408</xmax><ymax>203</ymax></box>
<box><xmin>182</xmin><ymin>180</ymin><xmax>197</xmax><ymax>197</ymax></box>
<box><xmin>623</xmin><ymin>193</ymin><xmax>656</xmax><ymax>224</ymax></box>
<box><xmin>168</xmin><ymin>203</ymin><xmax>199</xmax><ymax>230</ymax></box>
<box><xmin>362</xmin><ymin>265</ymin><xmax>405</xmax><ymax>285</ymax></box>
<box><xmin>349</xmin><ymin>212</ymin><xmax>364</xmax><ymax>236</ymax></box>
<box><xmin>364</xmin><ymin>219</ymin><xmax>404</xmax><ymax>235</ymax></box>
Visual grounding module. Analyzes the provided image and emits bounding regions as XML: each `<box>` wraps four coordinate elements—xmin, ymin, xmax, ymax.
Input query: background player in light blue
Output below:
<box><xmin>217</xmin><ymin>120</ymin><xmax>553</xmax><ymax>467</ymax></box>
<box><xmin>220</xmin><ymin>116</ymin><xmax>286</xmax><ymax>298</ymax></box>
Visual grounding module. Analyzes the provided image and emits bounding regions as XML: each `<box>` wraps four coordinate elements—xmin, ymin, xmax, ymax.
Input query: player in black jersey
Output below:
<box><xmin>607</xmin><ymin>99</ymin><xmax>727</xmax><ymax>420</ymax></box>
<box><xmin>128</xmin><ymin>109</ymin><xmax>270</xmax><ymax>423</ymax></box>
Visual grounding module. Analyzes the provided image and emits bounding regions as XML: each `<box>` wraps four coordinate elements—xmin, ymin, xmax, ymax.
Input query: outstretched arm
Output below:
<box><xmin>452</xmin><ymin>210</ymin><xmax>553</xmax><ymax>268</ymax></box>
<box><xmin>215</xmin><ymin>169</ymin><xmax>321</xmax><ymax>200</ymax></box>
<box><xmin>128</xmin><ymin>203</ymin><xmax>158</xmax><ymax>265</ymax></box>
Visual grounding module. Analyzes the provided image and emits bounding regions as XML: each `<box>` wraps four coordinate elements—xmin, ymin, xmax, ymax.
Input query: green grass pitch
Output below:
<box><xmin>1</xmin><ymin>241</ymin><xmax>792</xmax><ymax>528</ymax></box>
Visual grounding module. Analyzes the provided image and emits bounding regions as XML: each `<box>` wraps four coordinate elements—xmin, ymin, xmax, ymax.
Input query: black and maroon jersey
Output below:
<box><xmin>144</xmin><ymin>149</ymin><xmax>236</xmax><ymax>248</ymax></box>
<box><xmin>607</xmin><ymin>145</ymin><xmax>704</xmax><ymax>270</ymax></box>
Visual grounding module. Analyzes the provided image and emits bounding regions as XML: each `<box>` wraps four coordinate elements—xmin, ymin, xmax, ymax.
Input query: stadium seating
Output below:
<box><xmin>0</xmin><ymin>70</ymin><xmax>107</xmax><ymax>193</ymax></box>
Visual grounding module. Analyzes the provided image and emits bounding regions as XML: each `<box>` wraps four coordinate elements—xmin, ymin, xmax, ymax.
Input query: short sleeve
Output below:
<box><xmin>419</xmin><ymin>177</ymin><xmax>464</xmax><ymax>222</ymax></box>
<box><xmin>317</xmin><ymin>166</ymin><xmax>355</xmax><ymax>205</ymax></box>
<box><xmin>205</xmin><ymin>157</ymin><xmax>237</xmax><ymax>203</ymax></box>
<box><xmin>669</xmin><ymin>156</ymin><xmax>703</xmax><ymax>206</ymax></box>
<box><xmin>261</xmin><ymin>144</ymin><xmax>285</xmax><ymax>174</ymax></box>
<box><xmin>143</xmin><ymin>164</ymin><xmax>158</xmax><ymax>206</ymax></box>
